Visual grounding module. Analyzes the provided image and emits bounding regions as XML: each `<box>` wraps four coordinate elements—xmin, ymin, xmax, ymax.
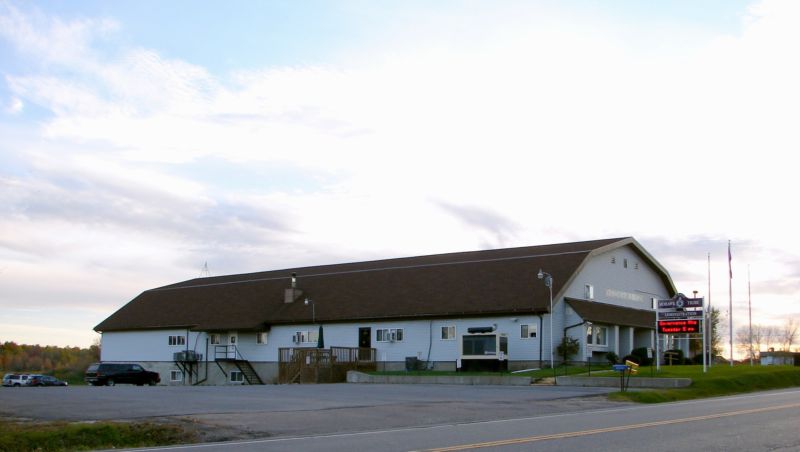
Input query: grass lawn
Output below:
<box><xmin>0</xmin><ymin>420</ymin><xmax>196</xmax><ymax>452</ymax></box>
<box><xmin>369</xmin><ymin>364</ymin><xmax>612</xmax><ymax>380</ymax></box>
<box><xmin>611</xmin><ymin>364</ymin><xmax>800</xmax><ymax>403</ymax></box>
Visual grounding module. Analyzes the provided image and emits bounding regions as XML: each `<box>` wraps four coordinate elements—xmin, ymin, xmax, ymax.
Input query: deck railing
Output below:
<box><xmin>278</xmin><ymin>347</ymin><xmax>376</xmax><ymax>383</ymax></box>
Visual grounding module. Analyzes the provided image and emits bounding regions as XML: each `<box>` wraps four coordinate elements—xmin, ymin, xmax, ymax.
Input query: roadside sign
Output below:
<box><xmin>625</xmin><ymin>360</ymin><xmax>639</xmax><ymax>375</ymax></box>
<box><xmin>612</xmin><ymin>364</ymin><xmax>628</xmax><ymax>372</ymax></box>
<box><xmin>658</xmin><ymin>319</ymin><xmax>701</xmax><ymax>334</ymax></box>
<box><xmin>657</xmin><ymin>295</ymin><xmax>704</xmax><ymax>310</ymax></box>
<box><xmin>658</xmin><ymin>310</ymin><xmax>704</xmax><ymax>319</ymax></box>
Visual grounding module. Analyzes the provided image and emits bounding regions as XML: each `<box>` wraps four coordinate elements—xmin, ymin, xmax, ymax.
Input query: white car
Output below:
<box><xmin>2</xmin><ymin>373</ymin><xmax>31</xmax><ymax>387</ymax></box>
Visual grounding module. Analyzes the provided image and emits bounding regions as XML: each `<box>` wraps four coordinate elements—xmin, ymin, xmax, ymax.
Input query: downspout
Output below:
<box><xmin>185</xmin><ymin>328</ymin><xmax>190</xmax><ymax>384</ymax></box>
<box><xmin>425</xmin><ymin>320</ymin><xmax>433</xmax><ymax>370</ymax></box>
<box><xmin>535</xmin><ymin>314</ymin><xmax>543</xmax><ymax>366</ymax></box>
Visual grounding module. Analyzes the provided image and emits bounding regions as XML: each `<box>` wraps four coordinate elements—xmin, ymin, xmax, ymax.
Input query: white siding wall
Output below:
<box><xmin>101</xmin><ymin>315</ymin><xmax>546</xmax><ymax>366</ymax></box>
<box><xmin>101</xmin><ymin>329</ymin><xmax>205</xmax><ymax>362</ymax></box>
<box><xmin>564</xmin><ymin>246</ymin><xmax>670</xmax><ymax>309</ymax></box>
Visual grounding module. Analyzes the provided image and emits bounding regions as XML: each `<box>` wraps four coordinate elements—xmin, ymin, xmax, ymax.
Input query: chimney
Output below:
<box><xmin>285</xmin><ymin>272</ymin><xmax>303</xmax><ymax>303</ymax></box>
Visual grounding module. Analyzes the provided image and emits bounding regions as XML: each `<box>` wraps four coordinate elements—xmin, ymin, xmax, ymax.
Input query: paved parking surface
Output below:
<box><xmin>0</xmin><ymin>384</ymin><xmax>621</xmax><ymax>441</ymax></box>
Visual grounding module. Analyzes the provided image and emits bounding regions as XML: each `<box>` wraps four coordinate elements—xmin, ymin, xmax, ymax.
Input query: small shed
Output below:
<box><xmin>760</xmin><ymin>351</ymin><xmax>800</xmax><ymax>366</ymax></box>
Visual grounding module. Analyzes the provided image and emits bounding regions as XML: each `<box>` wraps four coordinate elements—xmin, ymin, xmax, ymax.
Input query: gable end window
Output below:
<box><xmin>168</xmin><ymin>335</ymin><xmax>186</xmax><ymax>346</ymax></box>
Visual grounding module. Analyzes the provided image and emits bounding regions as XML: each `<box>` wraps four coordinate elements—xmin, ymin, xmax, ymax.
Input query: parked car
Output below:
<box><xmin>2</xmin><ymin>374</ymin><xmax>31</xmax><ymax>387</ymax></box>
<box><xmin>28</xmin><ymin>374</ymin><xmax>68</xmax><ymax>386</ymax></box>
<box><xmin>85</xmin><ymin>363</ymin><xmax>160</xmax><ymax>386</ymax></box>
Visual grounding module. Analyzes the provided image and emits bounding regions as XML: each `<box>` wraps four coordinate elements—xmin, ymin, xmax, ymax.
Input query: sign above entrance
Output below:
<box><xmin>657</xmin><ymin>293</ymin><xmax>704</xmax><ymax>310</ymax></box>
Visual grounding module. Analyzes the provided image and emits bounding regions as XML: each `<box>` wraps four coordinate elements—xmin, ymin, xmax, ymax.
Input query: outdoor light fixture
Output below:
<box><xmin>304</xmin><ymin>298</ymin><xmax>315</xmax><ymax>324</ymax></box>
<box><xmin>538</xmin><ymin>269</ymin><xmax>554</xmax><ymax>369</ymax></box>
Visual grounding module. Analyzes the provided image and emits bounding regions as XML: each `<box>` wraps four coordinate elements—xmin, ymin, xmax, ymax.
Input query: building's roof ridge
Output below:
<box><xmin>152</xmin><ymin>249</ymin><xmax>597</xmax><ymax>293</ymax></box>
<box><xmin>156</xmin><ymin>237</ymin><xmax>630</xmax><ymax>291</ymax></box>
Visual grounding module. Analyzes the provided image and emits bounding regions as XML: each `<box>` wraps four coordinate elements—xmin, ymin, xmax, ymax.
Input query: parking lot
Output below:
<box><xmin>0</xmin><ymin>383</ymin><xmax>620</xmax><ymax>441</ymax></box>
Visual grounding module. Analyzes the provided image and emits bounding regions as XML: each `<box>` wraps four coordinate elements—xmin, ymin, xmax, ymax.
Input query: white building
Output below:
<box><xmin>95</xmin><ymin>237</ymin><xmax>676</xmax><ymax>384</ymax></box>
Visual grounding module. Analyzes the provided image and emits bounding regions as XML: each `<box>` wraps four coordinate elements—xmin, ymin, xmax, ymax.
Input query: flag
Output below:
<box><xmin>728</xmin><ymin>240</ymin><xmax>732</xmax><ymax>279</ymax></box>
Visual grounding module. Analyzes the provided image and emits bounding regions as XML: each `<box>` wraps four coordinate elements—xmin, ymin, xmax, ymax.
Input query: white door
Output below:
<box><xmin>228</xmin><ymin>332</ymin><xmax>238</xmax><ymax>359</ymax></box>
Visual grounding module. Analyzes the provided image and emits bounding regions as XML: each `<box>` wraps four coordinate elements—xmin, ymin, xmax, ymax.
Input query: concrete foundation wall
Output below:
<box><xmin>556</xmin><ymin>375</ymin><xmax>692</xmax><ymax>388</ymax></box>
<box><xmin>347</xmin><ymin>371</ymin><xmax>532</xmax><ymax>386</ymax></box>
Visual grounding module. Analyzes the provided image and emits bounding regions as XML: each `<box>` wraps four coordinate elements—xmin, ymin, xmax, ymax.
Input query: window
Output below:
<box><xmin>521</xmin><ymin>324</ymin><xmax>537</xmax><ymax>339</ymax></box>
<box><xmin>585</xmin><ymin>284</ymin><xmax>594</xmax><ymax>300</ymax></box>
<box><xmin>170</xmin><ymin>370</ymin><xmax>182</xmax><ymax>382</ymax></box>
<box><xmin>257</xmin><ymin>332</ymin><xmax>268</xmax><ymax>345</ymax></box>
<box><xmin>462</xmin><ymin>335</ymin><xmax>497</xmax><ymax>356</ymax></box>
<box><xmin>623</xmin><ymin>258</ymin><xmax>628</xmax><ymax>269</ymax></box>
<box><xmin>587</xmin><ymin>325</ymin><xmax>609</xmax><ymax>346</ymax></box>
<box><xmin>230</xmin><ymin>371</ymin><xmax>243</xmax><ymax>383</ymax></box>
<box><xmin>441</xmin><ymin>326</ymin><xmax>456</xmax><ymax>340</ymax></box>
<box><xmin>292</xmin><ymin>331</ymin><xmax>318</xmax><ymax>343</ymax></box>
<box><xmin>595</xmin><ymin>326</ymin><xmax>608</xmax><ymax>346</ymax></box>
<box><xmin>376</xmin><ymin>328</ymin><xmax>404</xmax><ymax>342</ymax></box>
<box><xmin>168</xmin><ymin>335</ymin><xmax>186</xmax><ymax>346</ymax></box>
<box><xmin>210</xmin><ymin>334</ymin><xmax>220</xmax><ymax>345</ymax></box>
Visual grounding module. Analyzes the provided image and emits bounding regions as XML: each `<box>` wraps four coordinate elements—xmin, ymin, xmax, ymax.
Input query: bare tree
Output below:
<box><xmin>780</xmin><ymin>318</ymin><xmax>798</xmax><ymax>352</ymax></box>
<box><xmin>762</xmin><ymin>325</ymin><xmax>779</xmax><ymax>351</ymax></box>
<box><xmin>735</xmin><ymin>326</ymin><xmax>755</xmax><ymax>360</ymax></box>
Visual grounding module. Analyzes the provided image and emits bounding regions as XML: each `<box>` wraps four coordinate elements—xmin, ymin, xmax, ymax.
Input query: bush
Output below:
<box><xmin>605</xmin><ymin>352</ymin><xmax>619</xmax><ymax>365</ymax></box>
<box><xmin>630</xmin><ymin>347</ymin><xmax>653</xmax><ymax>366</ymax></box>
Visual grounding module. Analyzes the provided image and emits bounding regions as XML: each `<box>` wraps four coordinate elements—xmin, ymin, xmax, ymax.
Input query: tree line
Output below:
<box><xmin>736</xmin><ymin>318</ymin><xmax>799</xmax><ymax>359</ymax></box>
<box><xmin>0</xmin><ymin>341</ymin><xmax>100</xmax><ymax>382</ymax></box>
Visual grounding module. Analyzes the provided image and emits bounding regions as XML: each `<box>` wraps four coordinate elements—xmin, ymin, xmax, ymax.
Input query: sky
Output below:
<box><xmin>1</xmin><ymin>0</ymin><xmax>798</xmax><ymax>356</ymax></box>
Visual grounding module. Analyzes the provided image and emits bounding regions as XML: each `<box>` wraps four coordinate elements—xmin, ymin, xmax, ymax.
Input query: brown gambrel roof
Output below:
<box><xmin>95</xmin><ymin>237</ymin><xmax>673</xmax><ymax>332</ymax></box>
<box><xmin>566</xmin><ymin>298</ymin><xmax>656</xmax><ymax>329</ymax></box>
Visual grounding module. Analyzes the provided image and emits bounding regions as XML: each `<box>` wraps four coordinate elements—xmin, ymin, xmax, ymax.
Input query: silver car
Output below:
<box><xmin>2</xmin><ymin>373</ymin><xmax>31</xmax><ymax>387</ymax></box>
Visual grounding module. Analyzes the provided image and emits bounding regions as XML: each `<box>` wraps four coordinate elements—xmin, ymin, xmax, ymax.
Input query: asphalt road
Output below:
<box><xmin>125</xmin><ymin>388</ymin><xmax>800</xmax><ymax>452</ymax></box>
<box><xmin>0</xmin><ymin>383</ymin><xmax>618</xmax><ymax>441</ymax></box>
<box><xmin>0</xmin><ymin>384</ymin><xmax>615</xmax><ymax>421</ymax></box>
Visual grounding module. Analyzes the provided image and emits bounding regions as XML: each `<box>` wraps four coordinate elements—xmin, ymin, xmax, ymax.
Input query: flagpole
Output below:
<box><xmin>708</xmin><ymin>252</ymin><xmax>712</xmax><ymax>368</ymax></box>
<box><xmin>728</xmin><ymin>240</ymin><xmax>733</xmax><ymax>367</ymax></box>
<box><xmin>748</xmin><ymin>265</ymin><xmax>753</xmax><ymax>366</ymax></box>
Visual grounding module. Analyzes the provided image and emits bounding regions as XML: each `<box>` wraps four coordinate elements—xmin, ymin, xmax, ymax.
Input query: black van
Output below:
<box><xmin>85</xmin><ymin>363</ymin><xmax>160</xmax><ymax>386</ymax></box>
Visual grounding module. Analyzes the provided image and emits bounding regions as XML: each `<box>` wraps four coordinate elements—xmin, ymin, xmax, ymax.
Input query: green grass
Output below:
<box><xmin>610</xmin><ymin>365</ymin><xmax>800</xmax><ymax>403</ymax></box>
<box><xmin>0</xmin><ymin>420</ymin><xmax>196</xmax><ymax>452</ymax></box>
<box><xmin>369</xmin><ymin>364</ymin><xmax>612</xmax><ymax>380</ymax></box>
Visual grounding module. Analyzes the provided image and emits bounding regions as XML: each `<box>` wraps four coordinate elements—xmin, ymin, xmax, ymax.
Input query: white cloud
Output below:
<box><xmin>0</xmin><ymin>1</ymin><xmax>798</xmax><ymax>350</ymax></box>
<box><xmin>5</xmin><ymin>97</ymin><xmax>23</xmax><ymax>114</ymax></box>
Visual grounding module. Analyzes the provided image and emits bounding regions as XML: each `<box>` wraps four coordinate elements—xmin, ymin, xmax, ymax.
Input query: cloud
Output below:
<box><xmin>1</xmin><ymin>1</ymin><xmax>800</xmax><ymax>348</ymax></box>
<box><xmin>435</xmin><ymin>201</ymin><xmax>520</xmax><ymax>249</ymax></box>
<box><xmin>4</xmin><ymin>97</ymin><xmax>23</xmax><ymax>114</ymax></box>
